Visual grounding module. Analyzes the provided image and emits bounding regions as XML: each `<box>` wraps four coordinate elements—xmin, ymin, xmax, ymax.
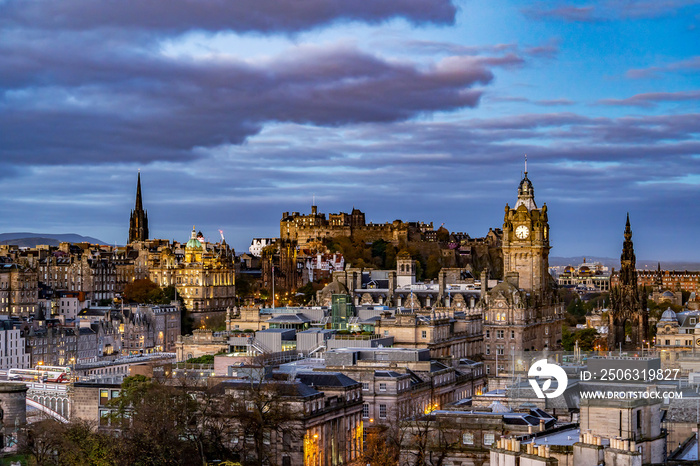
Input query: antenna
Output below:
<box><xmin>524</xmin><ymin>154</ymin><xmax>528</xmax><ymax>175</ymax></box>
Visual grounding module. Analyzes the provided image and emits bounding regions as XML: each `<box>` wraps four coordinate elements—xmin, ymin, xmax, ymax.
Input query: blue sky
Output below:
<box><xmin>0</xmin><ymin>0</ymin><xmax>699</xmax><ymax>260</ymax></box>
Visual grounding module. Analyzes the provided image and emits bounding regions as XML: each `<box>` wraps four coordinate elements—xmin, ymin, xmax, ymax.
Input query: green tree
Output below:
<box><xmin>123</xmin><ymin>278</ymin><xmax>169</xmax><ymax>304</ymax></box>
<box><xmin>562</xmin><ymin>327</ymin><xmax>599</xmax><ymax>351</ymax></box>
<box><xmin>425</xmin><ymin>254</ymin><xmax>442</xmax><ymax>280</ymax></box>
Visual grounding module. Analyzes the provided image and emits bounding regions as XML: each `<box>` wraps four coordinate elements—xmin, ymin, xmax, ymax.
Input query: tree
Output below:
<box><xmin>109</xmin><ymin>375</ymin><xmax>203</xmax><ymax>465</ymax></box>
<box><xmin>22</xmin><ymin>418</ymin><xmax>116</xmax><ymax>466</ymax></box>
<box><xmin>225</xmin><ymin>375</ymin><xmax>304</xmax><ymax>466</ymax></box>
<box><xmin>123</xmin><ymin>278</ymin><xmax>169</xmax><ymax>304</ymax></box>
<box><xmin>562</xmin><ymin>327</ymin><xmax>599</xmax><ymax>351</ymax></box>
<box><xmin>352</xmin><ymin>425</ymin><xmax>399</xmax><ymax>466</ymax></box>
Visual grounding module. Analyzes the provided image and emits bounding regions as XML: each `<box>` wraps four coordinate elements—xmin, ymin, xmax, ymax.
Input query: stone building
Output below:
<box><xmin>279</xmin><ymin>205</ymin><xmax>431</xmax><ymax>247</ymax></box>
<box><xmin>0</xmin><ymin>318</ymin><xmax>30</xmax><ymax>369</ymax></box>
<box><xmin>0</xmin><ymin>262</ymin><xmax>39</xmax><ymax>317</ymax></box>
<box><xmin>373</xmin><ymin>307</ymin><xmax>483</xmax><ymax>361</ymax></box>
<box><xmin>321</xmin><ymin>347</ymin><xmax>485</xmax><ymax>429</ymax></box>
<box><xmin>608</xmin><ymin>215</ymin><xmax>648</xmax><ymax>350</ymax></box>
<box><xmin>175</xmin><ymin>329</ymin><xmax>229</xmax><ymax>361</ymax></box>
<box><xmin>221</xmin><ymin>375</ymin><xmax>364</xmax><ymax>466</ymax></box>
<box><xmin>654</xmin><ymin>308</ymin><xmax>700</xmax><ymax>362</ymax></box>
<box><xmin>149</xmin><ymin>227</ymin><xmax>236</xmax><ymax>314</ymax></box>
<box><xmin>557</xmin><ymin>259</ymin><xmax>611</xmax><ymax>292</ymax></box>
<box><xmin>481</xmin><ymin>168</ymin><xmax>564</xmax><ymax>376</ymax></box>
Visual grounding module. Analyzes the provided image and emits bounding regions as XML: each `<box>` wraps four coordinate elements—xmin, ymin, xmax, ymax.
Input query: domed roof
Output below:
<box><xmin>662</xmin><ymin>291</ymin><xmax>675</xmax><ymax>297</ymax></box>
<box><xmin>660</xmin><ymin>308</ymin><xmax>677</xmax><ymax>322</ymax></box>
<box><xmin>186</xmin><ymin>226</ymin><xmax>203</xmax><ymax>250</ymax></box>
<box><xmin>322</xmin><ymin>280</ymin><xmax>349</xmax><ymax>295</ymax></box>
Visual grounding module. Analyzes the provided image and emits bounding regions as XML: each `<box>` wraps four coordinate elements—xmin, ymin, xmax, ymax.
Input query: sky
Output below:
<box><xmin>1</xmin><ymin>0</ymin><xmax>699</xmax><ymax>261</ymax></box>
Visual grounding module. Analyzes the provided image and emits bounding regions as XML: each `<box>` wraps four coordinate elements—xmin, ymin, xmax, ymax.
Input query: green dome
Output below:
<box><xmin>186</xmin><ymin>238</ymin><xmax>202</xmax><ymax>249</ymax></box>
<box><xmin>186</xmin><ymin>226</ymin><xmax>203</xmax><ymax>249</ymax></box>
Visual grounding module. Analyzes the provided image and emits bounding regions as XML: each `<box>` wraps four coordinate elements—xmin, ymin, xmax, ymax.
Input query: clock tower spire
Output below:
<box><xmin>501</xmin><ymin>165</ymin><xmax>551</xmax><ymax>297</ymax></box>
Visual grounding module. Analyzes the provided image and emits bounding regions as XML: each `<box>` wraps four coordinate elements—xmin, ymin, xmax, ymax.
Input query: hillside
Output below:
<box><xmin>0</xmin><ymin>232</ymin><xmax>108</xmax><ymax>247</ymax></box>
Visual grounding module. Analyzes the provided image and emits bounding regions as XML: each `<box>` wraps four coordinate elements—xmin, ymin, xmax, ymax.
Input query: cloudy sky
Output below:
<box><xmin>1</xmin><ymin>0</ymin><xmax>699</xmax><ymax>261</ymax></box>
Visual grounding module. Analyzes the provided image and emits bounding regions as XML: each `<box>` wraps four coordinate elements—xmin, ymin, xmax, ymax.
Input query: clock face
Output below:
<box><xmin>515</xmin><ymin>225</ymin><xmax>530</xmax><ymax>239</ymax></box>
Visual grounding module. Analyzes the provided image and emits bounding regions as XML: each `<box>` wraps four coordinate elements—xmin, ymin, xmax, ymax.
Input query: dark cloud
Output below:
<box><xmin>0</xmin><ymin>0</ymin><xmax>457</xmax><ymax>34</ymax></box>
<box><xmin>626</xmin><ymin>56</ymin><xmax>700</xmax><ymax>79</ymax></box>
<box><xmin>598</xmin><ymin>90</ymin><xmax>700</xmax><ymax>107</ymax></box>
<box><xmin>2</xmin><ymin>108</ymin><xmax>700</xmax><ymax>259</ymax></box>
<box><xmin>0</xmin><ymin>40</ymin><xmax>496</xmax><ymax>165</ymax></box>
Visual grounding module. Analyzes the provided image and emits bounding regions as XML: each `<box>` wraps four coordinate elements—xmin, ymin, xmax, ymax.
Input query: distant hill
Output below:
<box><xmin>551</xmin><ymin>256</ymin><xmax>700</xmax><ymax>271</ymax></box>
<box><xmin>0</xmin><ymin>232</ymin><xmax>108</xmax><ymax>247</ymax></box>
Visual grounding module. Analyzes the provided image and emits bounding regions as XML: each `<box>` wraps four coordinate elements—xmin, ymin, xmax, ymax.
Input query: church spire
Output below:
<box><xmin>128</xmin><ymin>171</ymin><xmax>149</xmax><ymax>243</ymax></box>
<box><xmin>135</xmin><ymin>170</ymin><xmax>143</xmax><ymax>212</ymax></box>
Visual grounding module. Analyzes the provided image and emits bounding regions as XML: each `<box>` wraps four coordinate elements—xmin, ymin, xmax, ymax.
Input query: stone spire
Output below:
<box><xmin>619</xmin><ymin>213</ymin><xmax>637</xmax><ymax>288</ymax></box>
<box><xmin>135</xmin><ymin>171</ymin><xmax>144</xmax><ymax>212</ymax></box>
<box><xmin>608</xmin><ymin>213</ymin><xmax>647</xmax><ymax>349</ymax></box>
<box><xmin>128</xmin><ymin>171</ymin><xmax>149</xmax><ymax>243</ymax></box>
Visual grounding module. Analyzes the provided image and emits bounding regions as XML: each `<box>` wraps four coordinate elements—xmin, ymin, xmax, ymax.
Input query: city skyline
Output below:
<box><xmin>1</xmin><ymin>0</ymin><xmax>699</xmax><ymax>260</ymax></box>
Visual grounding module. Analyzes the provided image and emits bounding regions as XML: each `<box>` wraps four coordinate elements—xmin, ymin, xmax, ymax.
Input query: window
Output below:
<box><xmin>486</xmin><ymin>329</ymin><xmax>490</xmax><ymax>338</ymax></box>
<box><xmin>496</xmin><ymin>330</ymin><xmax>504</xmax><ymax>339</ymax></box>
<box><xmin>363</xmin><ymin>404</ymin><xmax>369</xmax><ymax>418</ymax></box>
<box><xmin>362</xmin><ymin>383</ymin><xmax>369</xmax><ymax>391</ymax></box>
<box><xmin>421</xmin><ymin>330</ymin><xmax>427</xmax><ymax>339</ymax></box>
<box><xmin>485</xmin><ymin>345</ymin><xmax>490</xmax><ymax>355</ymax></box>
<box><xmin>484</xmin><ymin>433</ymin><xmax>495</xmax><ymax>446</ymax></box>
<box><xmin>100</xmin><ymin>389</ymin><xmax>109</xmax><ymax>406</ymax></box>
<box><xmin>511</xmin><ymin>330</ymin><xmax>515</xmax><ymax>339</ymax></box>
<box><xmin>497</xmin><ymin>345</ymin><xmax>504</xmax><ymax>356</ymax></box>
<box><xmin>99</xmin><ymin>409</ymin><xmax>110</xmax><ymax>427</ymax></box>
<box><xmin>379</xmin><ymin>383</ymin><xmax>387</xmax><ymax>392</ymax></box>
<box><xmin>462</xmin><ymin>432</ymin><xmax>474</xmax><ymax>445</ymax></box>
<box><xmin>379</xmin><ymin>404</ymin><xmax>387</xmax><ymax>419</ymax></box>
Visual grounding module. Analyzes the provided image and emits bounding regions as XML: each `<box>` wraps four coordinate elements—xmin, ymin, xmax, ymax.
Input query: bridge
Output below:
<box><xmin>24</xmin><ymin>382</ymin><xmax>69</xmax><ymax>423</ymax></box>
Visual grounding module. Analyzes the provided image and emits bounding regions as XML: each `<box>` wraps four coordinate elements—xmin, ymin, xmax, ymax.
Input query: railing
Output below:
<box><xmin>25</xmin><ymin>382</ymin><xmax>68</xmax><ymax>392</ymax></box>
<box><xmin>331</xmin><ymin>334</ymin><xmax>382</xmax><ymax>340</ymax></box>
<box><xmin>75</xmin><ymin>352</ymin><xmax>176</xmax><ymax>369</ymax></box>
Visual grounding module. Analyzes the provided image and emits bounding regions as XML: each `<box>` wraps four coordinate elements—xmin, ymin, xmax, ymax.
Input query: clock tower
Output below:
<box><xmin>501</xmin><ymin>168</ymin><xmax>551</xmax><ymax>298</ymax></box>
<box><xmin>480</xmin><ymin>163</ymin><xmax>563</xmax><ymax>377</ymax></box>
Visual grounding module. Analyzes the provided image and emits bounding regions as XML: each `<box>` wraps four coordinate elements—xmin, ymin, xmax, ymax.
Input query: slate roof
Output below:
<box><xmin>297</xmin><ymin>372</ymin><xmax>360</xmax><ymax>388</ymax></box>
